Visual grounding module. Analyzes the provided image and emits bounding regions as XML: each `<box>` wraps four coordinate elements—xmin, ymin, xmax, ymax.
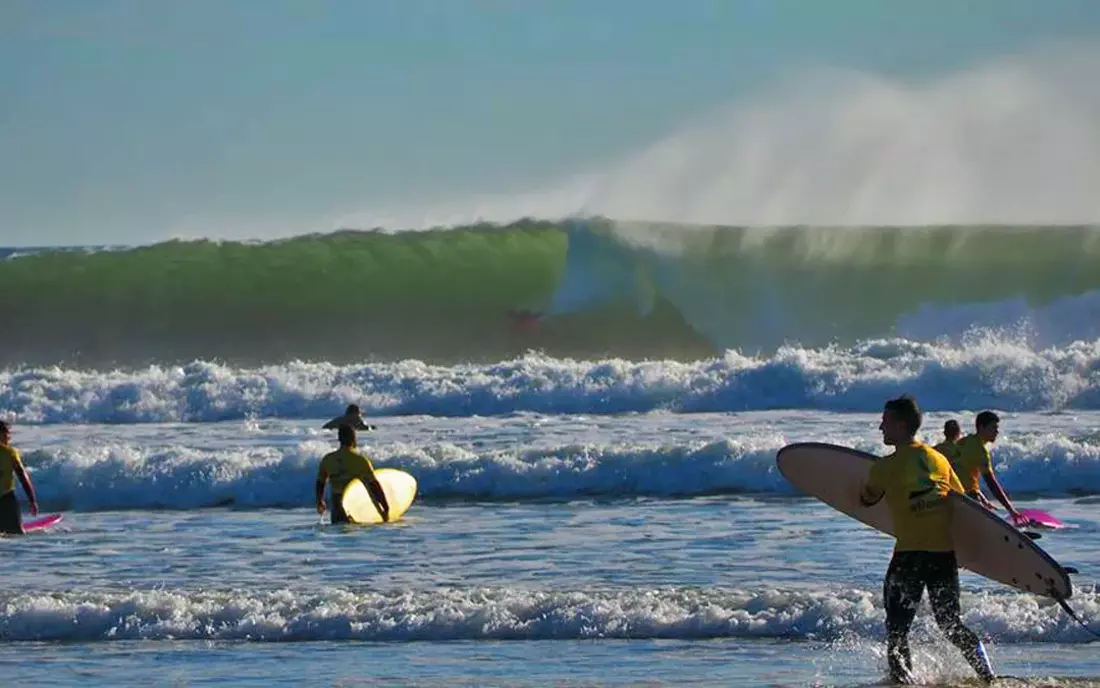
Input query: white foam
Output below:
<box><xmin>0</xmin><ymin>585</ymin><xmax>1093</xmax><ymax>643</ymax></box>
<box><xmin>18</xmin><ymin>431</ymin><xmax>1100</xmax><ymax>512</ymax></box>
<box><xmin>3</xmin><ymin>337</ymin><xmax>1098</xmax><ymax>425</ymax></box>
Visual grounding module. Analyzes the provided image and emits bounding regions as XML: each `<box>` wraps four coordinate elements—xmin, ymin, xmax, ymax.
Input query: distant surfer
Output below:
<box><xmin>506</xmin><ymin>309</ymin><xmax>543</xmax><ymax>333</ymax></box>
<box><xmin>323</xmin><ymin>404</ymin><xmax>375</xmax><ymax>431</ymax></box>
<box><xmin>0</xmin><ymin>421</ymin><xmax>39</xmax><ymax>535</ymax></box>
<box><xmin>315</xmin><ymin>424</ymin><xmax>389</xmax><ymax>524</ymax></box>
<box><xmin>933</xmin><ymin>419</ymin><xmax>962</xmax><ymax>462</ymax></box>
<box><xmin>858</xmin><ymin>395</ymin><xmax>996</xmax><ymax>684</ymax></box>
<box><xmin>952</xmin><ymin>411</ymin><xmax>1023</xmax><ymax>525</ymax></box>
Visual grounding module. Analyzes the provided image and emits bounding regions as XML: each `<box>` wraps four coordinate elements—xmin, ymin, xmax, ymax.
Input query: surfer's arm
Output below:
<box><xmin>13</xmin><ymin>461</ymin><xmax>38</xmax><ymax>516</ymax></box>
<box><xmin>859</xmin><ymin>484</ymin><xmax>884</xmax><ymax>507</ymax></box>
<box><xmin>982</xmin><ymin>470</ymin><xmax>1020</xmax><ymax>521</ymax></box>
<box><xmin>314</xmin><ymin>466</ymin><xmax>329</xmax><ymax>514</ymax></box>
<box><xmin>858</xmin><ymin>475</ymin><xmax>884</xmax><ymax>506</ymax></box>
<box><xmin>859</xmin><ymin>464</ymin><xmax>885</xmax><ymax>507</ymax></box>
<box><xmin>365</xmin><ymin>473</ymin><xmax>390</xmax><ymax>522</ymax></box>
<box><xmin>974</xmin><ymin>490</ymin><xmax>994</xmax><ymax>509</ymax></box>
<box><xmin>359</xmin><ymin>459</ymin><xmax>390</xmax><ymax>522</ymax></box>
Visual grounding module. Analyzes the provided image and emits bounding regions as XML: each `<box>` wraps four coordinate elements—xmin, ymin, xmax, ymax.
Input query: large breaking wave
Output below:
<box><xmin>2</xmin><ymin>220</ymin><xmax>1100</xmax><ymax>368</ymax></box>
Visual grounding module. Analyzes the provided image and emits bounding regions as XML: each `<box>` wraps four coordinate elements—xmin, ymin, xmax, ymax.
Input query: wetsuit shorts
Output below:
<box><xmin>885</xmin><ymin>550</ymin><xmax>962</xmax><ymax>631</ymax></box>
<box><xmin>0</xmin><ymin>491</ymin><xmax>23</xmax><ymax>535</ymax></box>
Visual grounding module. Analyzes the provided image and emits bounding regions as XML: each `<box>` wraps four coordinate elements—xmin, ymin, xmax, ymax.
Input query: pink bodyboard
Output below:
<box><xmin>24</xmin><ymin>513</ymin><xmax>63</xmax><ymax>532</ymax></box>
<box><xmin>1018</xmin><ymin>508</ymin><xmax>1073</xmax><ymax>530</ymax></box>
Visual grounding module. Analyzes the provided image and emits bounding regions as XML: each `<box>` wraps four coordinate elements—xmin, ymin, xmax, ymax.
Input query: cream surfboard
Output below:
<box><xmin>341</xmin><ymin>468</ymin><xmax>418</xmax><ymax>524</ymax></box>
<box><xmin>775</xmin><ymin>442</ymin><xmax>1073</xmax><ymax>600</ymax></box>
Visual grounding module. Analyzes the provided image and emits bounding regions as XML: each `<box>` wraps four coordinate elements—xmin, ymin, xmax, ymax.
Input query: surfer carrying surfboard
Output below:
<box><xmin>0</xmin><ymin>421</ymin><xmax>39</xmax><ymax>535</ymax></box>
<box><xmin>315</xmin><ymin>424</ymin><xmax>390</xmax><ymax>524</ymax></box>
<box><xmin>952</xmin><ymin>411</ymin><xmax>1024</xmax><ymax>525</ymax></box>
<box><xmin>858</xmin><ymin>396</ymin><xmax>996</xmax><ymax>684</ymax></box>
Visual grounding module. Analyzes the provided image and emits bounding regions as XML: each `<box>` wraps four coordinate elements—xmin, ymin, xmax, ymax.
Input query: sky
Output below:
<box><xmin>2</xmin><ymin>0</ymin><xmax>1100</xmax><ymax>246</ymax></box>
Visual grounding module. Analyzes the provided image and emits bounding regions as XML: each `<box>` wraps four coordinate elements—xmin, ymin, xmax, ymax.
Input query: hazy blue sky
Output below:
<box><xmin>2</xmin><ymin>0</ymin><xmax>1099</xmax><ymax>246</ymax></box>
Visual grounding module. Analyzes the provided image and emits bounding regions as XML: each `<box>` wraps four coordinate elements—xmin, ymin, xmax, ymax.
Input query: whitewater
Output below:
<box><xmin>3</xmin><ymin>411</ymin><xmax>1099</xmax><ymax>687</ymax></box>
<box><xmin>5</xmin><ymin>47</ymin><xmax>1100</xmax><ymax>687</ymax></box>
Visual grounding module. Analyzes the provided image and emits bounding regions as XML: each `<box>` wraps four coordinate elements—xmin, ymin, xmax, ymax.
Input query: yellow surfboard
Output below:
<box><xmin>341</xmin><ymin>468</ymin><xmax>418</xmax><ymax>524</ymax></box>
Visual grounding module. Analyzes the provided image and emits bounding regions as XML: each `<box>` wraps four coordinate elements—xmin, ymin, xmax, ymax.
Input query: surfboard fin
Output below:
<box><xmin>1053</xmin><ymin>593</ymin><xmax>1100</xmax><ymax>640</ymax></box>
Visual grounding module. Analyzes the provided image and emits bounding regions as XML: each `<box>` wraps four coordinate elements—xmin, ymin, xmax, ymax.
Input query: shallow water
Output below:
<box><xmin>2</xmin><ymin>411</ymin><xmax>1098</xmax><ymax>686</ymax></box>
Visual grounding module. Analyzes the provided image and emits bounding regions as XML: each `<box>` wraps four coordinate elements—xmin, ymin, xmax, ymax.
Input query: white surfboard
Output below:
<box><xmin>776</xmin><ymin>442</ymin><xmax>1073</xmax><ymax>600</ymax></box>
<box><xmin>341</xmin><ymin>468</ymin><xmax>418</xmax><ymax>524</ymax></box>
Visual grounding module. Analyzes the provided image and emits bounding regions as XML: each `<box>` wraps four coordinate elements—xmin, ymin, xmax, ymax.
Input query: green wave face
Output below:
<box><xmin>1</xmin><ymin>219</ymin><xmax>1098</xmax><ymax>368</ymax></box>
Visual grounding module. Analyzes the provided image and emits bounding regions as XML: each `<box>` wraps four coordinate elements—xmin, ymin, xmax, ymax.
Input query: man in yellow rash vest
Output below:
<box><xmin>315</xmin><ymin>424</ymin><xmax>389</xmax><ymax>525</ymax></box>
<box><xmin>933</xmin><ymin>419</ymin><xmax>962</xmax><ymax>463</ymax></box>
<box><xmin>0</xmin><ymin>421</ymin><xmax>40</xmax><ymax>535</ymax></box>
<box><xmin>859</xmin><ymin>395</ymin><xmax>996</xmax><ymax>684</ymax></box>
<box><xmin>953</xmin><ymin>411</ymin><xmax>1023</xmax><ymax>524</ymax></box>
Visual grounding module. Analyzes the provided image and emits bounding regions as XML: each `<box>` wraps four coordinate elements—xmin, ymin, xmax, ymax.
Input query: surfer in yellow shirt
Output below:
<box><xmin>858</xmin><ymin>396</ymin><xmax>996</xmax><ymax>684</ymax></box>
<box><xmin>952</xmin><ymin>411</ymin><xmax>1023</xmax><ymax>524</ymax></box>
<box><xmin>315</xmin><ymin>424</ymin><xmax>389</xmax><ymax>524</ymax></box>
<box><xmin>933</xmin><ymin>419</ymin><xmax>962</xmax><ymax>463</ymax></box>
<box><xmin>0</xmin><ymin>421</ymin><xmax>40</xmax><ymax>535</ymax></box>
<box><xmin>322</xmin><ymin>404</ymin><xmax>376</xmax><ymax>432</ymax></box>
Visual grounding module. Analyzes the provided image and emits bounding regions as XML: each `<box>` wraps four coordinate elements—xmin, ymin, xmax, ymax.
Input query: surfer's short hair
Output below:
<box><xmin>338</xmin><ymin>424</ymin><xmax>357</xmax><ymax>447</ymax></box>
<box><xmin>976</xmin><ymin>411</ymin><xmax>1000</xmax><ymax>429</ymax></box>
<box><xmin>944</xmin><ymin>419</ymin><xmax>960</xmax><ymax>437</ymax></box>
<box><xmin>345</xmin><ymin>404</ymin><xmax>361</xmax><ymax>415</ymax></box>
<box><xmin>0</xmin><ymin>420</ymin><xmax>8</xmax><ymax>434</ymax></box>
<box><xmin>884</xmin><ymin>395</ymin><xmax>922</xmax><ymax>435</ymax></box>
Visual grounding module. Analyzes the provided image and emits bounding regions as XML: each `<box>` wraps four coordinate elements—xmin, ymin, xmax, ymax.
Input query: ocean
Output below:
<box><xmin>1</xmin><ymin>220</ymin><xmax>1098</xmax><ymax>687</ymax></box>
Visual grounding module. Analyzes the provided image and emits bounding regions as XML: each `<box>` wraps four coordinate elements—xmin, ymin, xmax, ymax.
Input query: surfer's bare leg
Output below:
<box><xmin>329</xmin><ymin>497</ymin><xmax>350</xmax><ymax>525</ymax></box>
<box><xmin>883</xmin><ymin>553</ymin><xmax>922</xmax><ymax>683</ymax></box>
<box><xmin>927</xmin><ymin>553</ymin><xmax>996</xmax><ymax>682</ymax></box>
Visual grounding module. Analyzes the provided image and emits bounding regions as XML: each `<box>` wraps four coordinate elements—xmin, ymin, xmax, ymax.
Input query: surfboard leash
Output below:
<box><xmin>1052</xmin><ymin>591</ymin><xmax>1100</xmax><ymax>641</ymax></box>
